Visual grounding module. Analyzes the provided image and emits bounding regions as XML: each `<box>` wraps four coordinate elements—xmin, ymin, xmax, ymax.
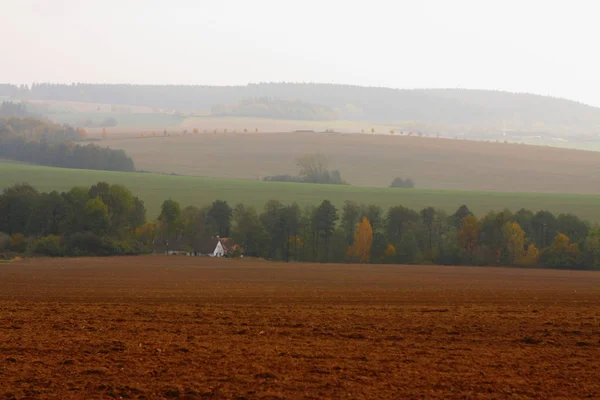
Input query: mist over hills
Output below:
<box><xmin>2</xmin><ymin>83</ymin><xmax>599</xmax><ymax>135</ymax></box>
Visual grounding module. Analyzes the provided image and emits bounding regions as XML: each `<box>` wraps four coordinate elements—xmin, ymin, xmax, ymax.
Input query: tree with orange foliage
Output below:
<box><xmin>78</xmin><ymin>128</ymin><xmax>88</xmax><ymax>139</ymax></box>
<box><xmin>383</xmin><ymin>244</ymin><xmax>397</xmax><ymax>263</ymax></box>
<box><xmin>101</xmin><ymin>128</ymin><xmax>108</xmax><ymax>139</ymax></box>
<box><xmin>193</xmin><ymin>128</ymin><xmax>199</xmax><ymax>134</ymax></box>
<box><xmin>348</xmin><ymin>217</ymin><xmax>373</xmax><ymax>263</ymax></box>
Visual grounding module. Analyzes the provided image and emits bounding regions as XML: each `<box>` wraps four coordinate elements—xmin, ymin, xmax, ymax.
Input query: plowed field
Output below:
<box><xmin>1</xmin><ymin>257</ymin><xmax>600</xmax><ymax>399</ymax></box>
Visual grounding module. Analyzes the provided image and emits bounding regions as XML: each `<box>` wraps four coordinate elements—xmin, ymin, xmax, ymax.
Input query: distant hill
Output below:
<box><xmin>4</xmin><ymin>82</ymin><xmax>600</xmax><ymax>135</ymax></box>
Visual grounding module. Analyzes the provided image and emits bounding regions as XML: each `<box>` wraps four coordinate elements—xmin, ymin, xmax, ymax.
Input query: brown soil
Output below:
<box><xmin>1</xmin><ymin>256</ymin><xmax>600</xmax><ymax>399</ymax></box>
<box><xmin>101</xmin><ymin>132</ymin><xmax>600</xmax><ymax>193</ymax></box>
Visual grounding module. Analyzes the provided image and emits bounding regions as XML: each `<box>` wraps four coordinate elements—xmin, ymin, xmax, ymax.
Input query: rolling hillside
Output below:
<box><xmin>6</xmin><ymin>83</ymin><xmax>600</xmax><ymax>135</ymax></box>
<box><xmin>1</xmin><ymin>161</ymin><xmax>600</xmax><ymax>222</ymax></box>
<box><xmin>100</xmin><ymin>132</ymin><xmax>600</xmax><ymax>194</ymax></box>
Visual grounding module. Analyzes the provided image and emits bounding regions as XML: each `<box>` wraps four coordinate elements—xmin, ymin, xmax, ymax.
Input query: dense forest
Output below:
<box><xmin>1</xmin><ymin>182</ymin><xmax>598</xmax><ymax>270</ymax></box>
<box><xmin>0</xmin><ymin>138</ymin><xmax>135</xmax><ymax>172</ymax></box>
<box><xmin>4</xmin><ymin>83</ymin><xmax>600</xmax><ymax>133</ymax></box>
<box><xmin>0</xmin><ymin>104</ymin><xmax>135</xmax><ymax>172</ymax></box>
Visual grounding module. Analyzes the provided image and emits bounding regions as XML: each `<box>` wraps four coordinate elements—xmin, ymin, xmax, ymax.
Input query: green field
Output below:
<box><xmin>1</xmin><ymin>161</ymin><xmax>600</xmax><ymax>222</ymax></box>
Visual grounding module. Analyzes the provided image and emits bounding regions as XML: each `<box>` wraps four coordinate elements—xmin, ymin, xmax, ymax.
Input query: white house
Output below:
<box><xmin>212</xmin><ymin>240</ymin><xmax>226</xmax><ymax>257</ymax></box>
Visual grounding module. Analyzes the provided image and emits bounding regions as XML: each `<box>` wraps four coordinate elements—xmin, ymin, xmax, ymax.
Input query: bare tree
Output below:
<box><xmin>296</xmin><ymin>154</ymin><xmax>330</xmax><ymax>183</ymax></box>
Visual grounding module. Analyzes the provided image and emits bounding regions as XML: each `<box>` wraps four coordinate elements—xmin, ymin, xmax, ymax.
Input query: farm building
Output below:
<box><xmin>205</xmin><ymin>237</ymin><xmax>239</xmax><ymax>257</ymax></box>
<box><xmin>160</xmin><ymin>237</ymin><xmax>239</xmax><ymax>257</ymax></box>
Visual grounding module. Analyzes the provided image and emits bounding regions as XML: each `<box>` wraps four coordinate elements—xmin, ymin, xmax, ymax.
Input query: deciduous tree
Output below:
<box><xmin>349</xmin><ymin>217</ymin><xmax>373</xmax><ymax>263</ymax></box>
<box><xmin>503</xmin><ymin>221</ymin><xmax>526</xmax><ymax>265</ymax></box>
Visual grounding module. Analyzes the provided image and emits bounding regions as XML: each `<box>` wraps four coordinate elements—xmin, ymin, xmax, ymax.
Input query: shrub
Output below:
<box><xmin>65</xmin><ymin>232</ymin><xmax>115</xmax><ymax>256</ymax></box>
<box><xmin>10</xmin><ymin>233</ymin><xmax>28</xmax><ymax>253</ymax></box>
<box><xmin>30</xmin><ymin>235</ymin><xmax>64</xmax><ymax>257</ymax></box>
<box><xmin>0</xmin><ymin>233</ymin><xmax>10</xmax><ymax>250</ymax></box>
<box><xmin>390</xmin><ymin>177</ymin><xmax>415</xmax><ymax>188</ymax></box>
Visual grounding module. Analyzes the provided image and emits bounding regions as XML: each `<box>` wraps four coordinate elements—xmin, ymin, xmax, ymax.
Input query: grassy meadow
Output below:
<box><xmin>2</xmin><ymin>161</ymin><xmax>600</xmax><ymax>222</ymax></box>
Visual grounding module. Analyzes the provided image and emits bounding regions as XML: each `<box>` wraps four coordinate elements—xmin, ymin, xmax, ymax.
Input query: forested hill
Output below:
<box><xmin>3</xmin><ymin>83</ymin><xmax>600</xmax><ymax>134</ymax></box>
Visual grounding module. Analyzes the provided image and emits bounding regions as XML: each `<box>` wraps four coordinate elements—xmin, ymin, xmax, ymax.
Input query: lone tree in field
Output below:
<box><xmin>296</xmin><ymin>154</ymin><xmax>330</xmax><ymax>184</ymax></box>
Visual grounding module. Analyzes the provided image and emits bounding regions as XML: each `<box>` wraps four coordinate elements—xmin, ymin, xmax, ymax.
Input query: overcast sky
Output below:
<box><xmin>3</xmin><ymin>0</ymin><xmax>599</xmax><ymax>105</ymax></box>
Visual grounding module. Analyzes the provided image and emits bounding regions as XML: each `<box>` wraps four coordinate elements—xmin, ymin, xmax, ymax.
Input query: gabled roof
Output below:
<box><xmin>197</xmin><ymin>237</ymin><xmax>235</xmax><ymax>254</ymax></box>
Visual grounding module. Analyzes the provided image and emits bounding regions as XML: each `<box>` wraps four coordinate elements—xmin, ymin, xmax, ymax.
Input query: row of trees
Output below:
<box><xmin>2</xmin><ymin>181</ymin><xmax>598</xmax><ymax>270</ymax></box>
<box><xmin>0</xmin><ymin>102</ymin><xmax>32</xmax><ymax>118</ymax></box>
<box><xmin>155</xmin><ymin>196</ymin><xmax>598</xmax><ymax>269</ymax></box>
<box><xmin>0</xmin><ymin>115</ymin><xmax>135</xmax><ymax>172</ymax></box>
<box><xmin>0</xmin><ymin>116</ymin><xmax>83</xmax><ymax>142</ymax></box>
<box><xmin>0</xmin><ymin>138</ymin><xmax>135</xmax><ymax>172</ymax></box>
<box><xmin>0</xmin><ymin>182</ymin><xmax>147</xmax><ymax>256</ymax></box>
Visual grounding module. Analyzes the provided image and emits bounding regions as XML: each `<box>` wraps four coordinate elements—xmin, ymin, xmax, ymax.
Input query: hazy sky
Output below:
<box><xmin>3</xmin><ymin>0</ymin><xmax>599</xmax><ymax>105</ymax></box>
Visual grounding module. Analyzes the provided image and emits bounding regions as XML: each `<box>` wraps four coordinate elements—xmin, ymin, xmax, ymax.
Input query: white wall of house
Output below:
<box><xmin>212</xmin><ymin>241</ymin><xmax>225</xmax><ymax>257</ymax></box>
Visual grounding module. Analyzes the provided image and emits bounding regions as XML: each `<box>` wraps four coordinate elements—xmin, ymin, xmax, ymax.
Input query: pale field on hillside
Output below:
<box><xmin>100</xmin><ymin>131</ymin><xmax>600</xmax><ymax>194</ymax></box>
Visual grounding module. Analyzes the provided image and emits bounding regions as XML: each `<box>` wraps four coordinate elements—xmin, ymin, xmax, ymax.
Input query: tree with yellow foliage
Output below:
<box><xmin>540</xmin><ymin>233</ymin><xmax>584</xmax><ymax>269</ymax></box>
<box><xmin>503</xmin><ymin>221</ymin><xmax>526</xmax><ymax>265</ymax></box>
<box><xmin>134</xmin><ymin>221</ymin><xmax>161</xmax><ymax>251</ymax></box>
<box><xmin>348</xmin><ymin>217</ymin><xmax>373</xmax><ymax>263</ymax></box>
<box><xmin>519</xmin><ymin>244</ymin><xmax>540</xmax><ymax>266</ymax></box>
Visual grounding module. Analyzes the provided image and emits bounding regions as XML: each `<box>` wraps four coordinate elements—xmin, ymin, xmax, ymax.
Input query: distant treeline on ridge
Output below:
<box><xmin>3</xmin><ymin>83</ymin><xmax>600</xmax><ymax>132</ymax></box>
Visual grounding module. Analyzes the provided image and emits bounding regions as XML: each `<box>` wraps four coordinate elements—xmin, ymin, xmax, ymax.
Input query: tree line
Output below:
<box><xmin>5</xmin><ymin>83</ymin><xmax>599</xmax><ymax>133</ymax></box>
<box><xmin>2</xmin><ymin>181</ymin><xmax>599</xmax><ymax>270</ymax></box>
<box><xmin>0</xmin><ymin>115</ymin><xmax>136</xmax><ymax>172</ymax></box>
